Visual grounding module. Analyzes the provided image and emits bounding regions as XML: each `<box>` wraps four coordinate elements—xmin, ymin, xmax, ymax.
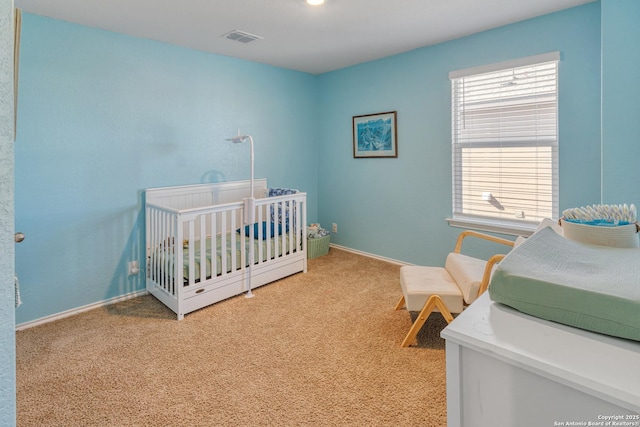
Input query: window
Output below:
<box><xmin>448</xmin><ymin>52</ymin><xmax>559</xmax><ymax>235</ymax></box>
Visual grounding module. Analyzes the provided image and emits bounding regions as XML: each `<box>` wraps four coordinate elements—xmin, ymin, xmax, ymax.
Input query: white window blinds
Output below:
<box><xmin>450</xmin><ymin>52</ymin><xmax>559</xmax><ymax>227</ymax></box>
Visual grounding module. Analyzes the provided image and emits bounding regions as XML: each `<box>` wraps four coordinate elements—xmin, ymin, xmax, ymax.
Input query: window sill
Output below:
<box><xmin>446</xmin><ymin>216</ymin><xmax>537</xmax><ymax>237</ymax></box>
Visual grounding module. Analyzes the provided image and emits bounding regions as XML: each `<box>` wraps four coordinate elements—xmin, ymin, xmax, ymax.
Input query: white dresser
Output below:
<box><xmin>441</xmin><ymin>293</ymin><xmax>640</xmax><ymax>427</ymax></box>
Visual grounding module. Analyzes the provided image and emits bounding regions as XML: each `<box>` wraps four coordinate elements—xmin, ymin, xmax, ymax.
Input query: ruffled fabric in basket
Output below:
<box><xmin>307</xmin><ymin>223</ymin><xmax>330</xmax><ymax>239</ymax></box>
<box><xmin>560</xmin><ymin>204</ymin><xmax>639</xmax><ymax>248</ymax></box>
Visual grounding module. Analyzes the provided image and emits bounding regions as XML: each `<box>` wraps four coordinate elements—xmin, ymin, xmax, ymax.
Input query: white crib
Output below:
<box><xmin>145</xmin><ymin>179</ymin><xmax>307</xmax><ymax>319</ymax></box>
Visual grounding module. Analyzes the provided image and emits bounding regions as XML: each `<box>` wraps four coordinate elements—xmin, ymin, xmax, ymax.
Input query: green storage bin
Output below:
<box><xmin>307</xmin><ymin>235</ymin><xmax>330</xmax><ymax>259</ymax></box>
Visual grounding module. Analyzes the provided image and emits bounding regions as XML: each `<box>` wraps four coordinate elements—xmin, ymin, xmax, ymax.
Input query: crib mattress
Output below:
<box><xmin>488</xmin><ymin>226</ymin><xmax>640</xmax><ymax>341</ymax></box>
<box><xmin>152</xmin><ymin>232</ymin><xmax>299</xmax><ymax>285</ymax></box>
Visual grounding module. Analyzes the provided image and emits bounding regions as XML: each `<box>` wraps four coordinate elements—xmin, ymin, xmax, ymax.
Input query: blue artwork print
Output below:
<box><xmin>357</xmin><ymin>118</ymin><xmax>393</xmax><ymax>152</ymax></box>
<box><xmin>353</xmin><ymin>111</ymin><xmax>397</xmax><ymax>158</ymax></box>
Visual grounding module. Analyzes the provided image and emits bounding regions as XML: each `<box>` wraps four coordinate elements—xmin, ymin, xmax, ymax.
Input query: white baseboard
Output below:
<box><xmin>329</xmin><ymin>243</ymin><xmax>411</xmax><ymax>266</ymax></box>
<box><xmin>15</xmin><ymin>289</ymin><xmax>148</xmax><ymax>331</ymax></box>
<box><xmin>15</xmin><ymin>248</ymin><xmax>405</xmax><ymax>331</ymax></box>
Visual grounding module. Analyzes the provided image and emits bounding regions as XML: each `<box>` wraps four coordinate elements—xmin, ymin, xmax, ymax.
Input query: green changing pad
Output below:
<box><xmin>489</xmin><ymin>226</ymin><xmax>640</xmax><ymax>341</ymax></box>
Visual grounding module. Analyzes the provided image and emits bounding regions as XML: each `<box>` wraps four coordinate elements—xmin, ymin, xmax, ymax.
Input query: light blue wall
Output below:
<box><xmin>601</xmin><ymin>0</ymin><xmax>640</xmax><ymax>206</ymax></box>
<box><xmin>14</xmin><ymin>2</ymin><xmax>625</xmax><ymax>323</ymax></box>
<box><xmin>0</xmin><ymin>0</ymin><xmax>16</xmax><ymax>423</ymax></box>
<box><xmin>15</xmin><ymin>14</ymin><xmax>318</xmax><ymax>324</ymax></box>
<box><xmin>317</xmin><ymin>3</ymin><xmax>602</xmax><ymax>265</ymax></box>
<box><xmin>8</xmin><ymin>2</ymin><xmax>640</xmax><ymax>424</ymax></box>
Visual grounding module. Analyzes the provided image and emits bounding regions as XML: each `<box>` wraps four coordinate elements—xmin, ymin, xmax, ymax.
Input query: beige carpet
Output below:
<box><xmin>16</xmin><ymin>248</ymin><xmax>448</xmax><ymax>426</ymax></box>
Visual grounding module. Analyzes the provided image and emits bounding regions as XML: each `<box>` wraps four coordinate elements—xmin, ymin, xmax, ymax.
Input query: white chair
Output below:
<box><xmin>395</xmin><ymin>230</ymin><xmax>515</xmax><ymax>347</ymax></box>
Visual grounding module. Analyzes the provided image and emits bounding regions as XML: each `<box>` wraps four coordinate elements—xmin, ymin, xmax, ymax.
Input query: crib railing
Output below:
<box><xmin>252</xmin><ymin>193</ymin><xmax>306</xmax><ymax>267</ymax></box>
<box><xmin>146</xmin><ymin>192</ymin><xmax>307</xmax><ymax>300</ymax></box>
<box><xmin>146</xmin><ymin>200</ymin><xmax>244</xmax><ymax>298</ymax></box>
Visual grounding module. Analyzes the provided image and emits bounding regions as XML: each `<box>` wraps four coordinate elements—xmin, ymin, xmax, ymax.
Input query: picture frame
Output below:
<box><xmin>352</xmin><ymin>111</ymin><xmax>398</xmax><ymax>158</ymax></box>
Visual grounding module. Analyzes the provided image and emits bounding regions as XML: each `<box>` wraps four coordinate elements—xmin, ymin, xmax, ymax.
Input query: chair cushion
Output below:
<box><xmin>445</xmin><ymin>253</ymin><xmax>489</xmax><ymax>305</ymax></box>
<box><xmin>400</xmin><ymin>266</ymin><xmax>464</xmax><ymax>313</ymax></box>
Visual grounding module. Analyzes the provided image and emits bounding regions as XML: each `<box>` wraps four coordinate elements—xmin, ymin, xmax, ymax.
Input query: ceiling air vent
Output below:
<box><xmin>222</xmin><ymin>30</ymin><xmax>263</xmax><ymax>44</ymax></box>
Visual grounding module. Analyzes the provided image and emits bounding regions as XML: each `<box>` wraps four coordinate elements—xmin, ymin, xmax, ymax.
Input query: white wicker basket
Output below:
<box><xmin>560</xmin><ymin>219</ymin><xmax>640</xmax><ymax>248</ymax></box>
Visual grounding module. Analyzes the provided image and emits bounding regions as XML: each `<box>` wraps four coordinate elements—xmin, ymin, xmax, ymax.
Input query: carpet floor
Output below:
<box><xmin>16</xmin><ymin>248</ymin><xmax>448</xmax><ymax>426</ymax></box>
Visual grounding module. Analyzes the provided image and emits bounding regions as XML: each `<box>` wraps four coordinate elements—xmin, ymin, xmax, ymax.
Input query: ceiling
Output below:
<box><xmin>15</xmin><ymin>0</ymin><xmax>596</xmax><ymax>75</ymax></box>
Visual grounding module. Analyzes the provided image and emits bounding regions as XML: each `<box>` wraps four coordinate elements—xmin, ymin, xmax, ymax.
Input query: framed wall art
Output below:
<box><xmin>352</xmin><ymin>111</ymin><xmax>397</xmax><ymax>158</ymax></box>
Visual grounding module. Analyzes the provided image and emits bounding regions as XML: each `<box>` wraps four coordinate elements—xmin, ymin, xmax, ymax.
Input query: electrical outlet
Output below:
<box><xmin>128</xmin><ymin>261</ymin><xmax>140</xmax><ymax>276</ymax></box>
<box><xmin>332</xmin><ymin>223</ymin><xmax>338</xmax><ymax>233</ymax></box>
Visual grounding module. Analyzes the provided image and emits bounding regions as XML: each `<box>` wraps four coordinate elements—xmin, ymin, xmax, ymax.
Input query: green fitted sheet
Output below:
<box><xmin>152</xmin><ymin>231</ymin><xmax>299</xmax><ymax>285</ymax></box>
<box><xmin>489</xmin><ymin>226</ymin><xmax>640</xmax><ymax>341</ymax></box>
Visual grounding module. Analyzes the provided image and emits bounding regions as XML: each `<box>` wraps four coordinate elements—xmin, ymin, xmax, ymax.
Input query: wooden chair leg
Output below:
<box><xmin>401</xmin><ymin>295</ymin><xmax>438</xmax><ymax>347</ymax></box>
<box><xmin>433</xmin><ymin>298</ymin><xmax>455</xmax><ymax>324</ymax></box>
<box><xmin>401</xmin><ymin>295</ymin><xmax>454</xmax><ymax>347</ymax></box>
<box><xmin>394</xmin><ymin>295</ymin><xmax>405</xmax><ymax>311</ymax></box>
